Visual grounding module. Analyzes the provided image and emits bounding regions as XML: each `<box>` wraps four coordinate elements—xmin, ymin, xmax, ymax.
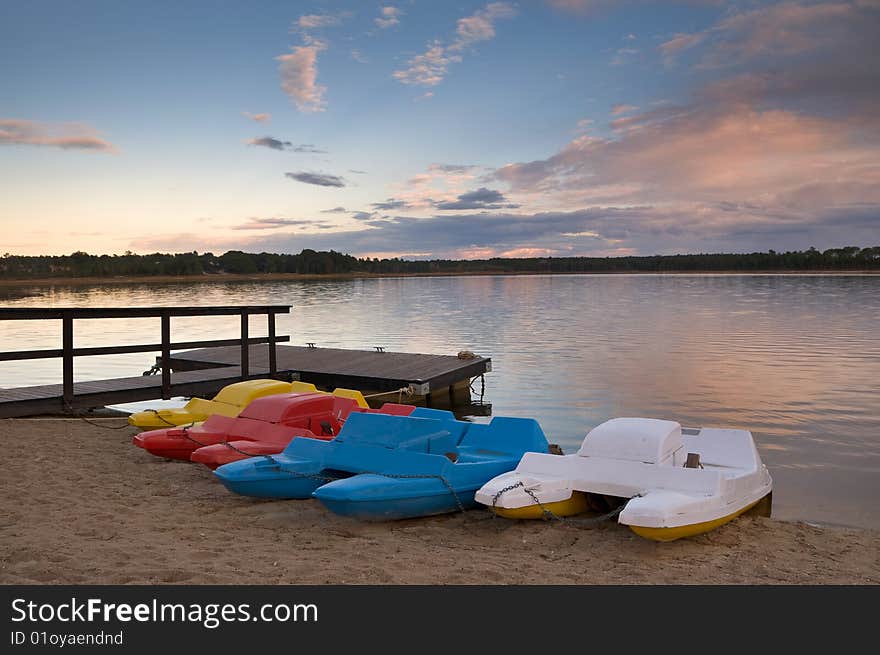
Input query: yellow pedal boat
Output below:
<box><xmin>127</xmin><ymin>379</ymin><xmax>369</xmax><ymax>429</ymax></box>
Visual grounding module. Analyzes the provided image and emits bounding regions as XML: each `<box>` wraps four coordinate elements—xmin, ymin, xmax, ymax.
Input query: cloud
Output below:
<box><xmin>297</xmin><ymin>14</ymin><xmax>343</xmax><ymax>30</ymax></box>
<box><xmin>246</xmin><ymin>137</ymin><xmax>325</xmax><ymax>153</ymax></box>
<box><xmin>610</xmin><ymin>47</ymin><xmax>639</xmax><ymax>66</ymax></box>
<box><xmin>321</xmin><ymin>206</ymin><xmax>347</xmax><ymax>213</ymax></box>
<box><xmin>450</xmin><ymin>2</ymin><xmax>517</xmax><ymax>51</ymax></box>
<box><xmin>434</xmin><ymin>187</ymin><xmax>520</xmax><ymax>210</ymax></box>
<box><xmin>483</xmin><ymin>2</ymin><xmax>880</xmax><ymax>255</ymax></box>
<box><xmin>285</xmin><ymin>171</ymin><xmax>347</xmax><ymax>187</ymax></box>
<box><xmin>660</xmin><ymin>32</ymin><xmax>706</xmax><ymax>58</ymax></box>
<box><xmin>433</xmin><ymin>163</ymin><xmax>477</xmax><ymax>173</ymax></box>
<box><xmin>375</xmin><ymin>6</ymin><xmax>401</xmax><ymax>29</ymax></box>
<box><xmin>371</xmin><ymin>198</ymin><xmax>411</xmax><ymax>210</ymax></box>
<box><xmin>351</xmin><ymin>211</ymin><xmax>375</xmax><ymax>220</ymax></box>
<box><xmin>248</xmin><ymin>136</ymin><xmax>290</xmax><ymax>151</ymax></box>
<box><xmin>276</xmin><ymin>44</ymin><xmax>327</xmax><ymax>112</ymax></box>
<box><xmin>242</xmin><ymin>112</ymin><xmax>271</xmax><ymax>123</ymax></box>
<box><xmin>660</xmin><ymin>1</ymin><xmax>861</xmax><ymax>67</ymax></box>
<box><xmin>350</xmin><ymin>49</ymin><xmax>368</xmax><ymax>64</ymax></box>
<box><xmin>392</xmin><ymin>42</ymin><xmax>458</xmax><ymax>86</ymax></box>
<box><xmin>232</xmin><ymin>217</ymin><xmax>323</xmax><ymax>231</ymax></box>
<box><xmin>393</xmin><ymin>3</ymin><xmax>516</xmax><ymax>87</ymax></box>
<box><xmin>0</xmin><ymin>119</ymin><xmax>116</xmax><ymax>152</ymax></box>
<box><xmin>610</xmin><ymin>104</ymin><xmax>637</xmax><ymax>116</ymax></box>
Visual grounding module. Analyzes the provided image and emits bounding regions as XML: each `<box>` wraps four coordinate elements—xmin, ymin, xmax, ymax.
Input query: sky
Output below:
<box><xmin>1</xmin><ymin>0</ymin><xmax>878</xmax><ymax>259</ymax></box>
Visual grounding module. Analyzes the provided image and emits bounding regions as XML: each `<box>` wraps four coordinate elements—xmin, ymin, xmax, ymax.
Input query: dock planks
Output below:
<box><xmin>167</xmin><ymin>344</ymin><xmax>491</xmax><ymax>395</ymax></box>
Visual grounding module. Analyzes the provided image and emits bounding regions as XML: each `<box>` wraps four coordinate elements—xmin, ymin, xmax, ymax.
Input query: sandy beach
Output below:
<box><xmin>1</xmin><ymin>418</ymin><xmax>877</xmax><ymax>585</ymax></box>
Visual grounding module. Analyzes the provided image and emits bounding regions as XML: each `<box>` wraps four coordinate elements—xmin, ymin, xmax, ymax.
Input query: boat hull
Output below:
<box><xmin>213</xmin><ymin>457</ymin><xmax>326</xmax><ymax>499</ymax></box>
<box><xmin>313</xmin><ymin>474</ymin><xmax>481</xmax><ymax>520</ymax></box>
<box><xmin>627</xmin><ymin>494</ymin><xmax>770</xmax><ymax>542</ymax></box>
<box><xmin>489</xmin><ymin>491</ymin><xmax>590</xmax><ymax>519</ymax></box>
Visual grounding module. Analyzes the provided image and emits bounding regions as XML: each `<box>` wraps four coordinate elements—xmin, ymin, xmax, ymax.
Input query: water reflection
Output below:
<box><xmin>1</xmin><ymin>274</ymin><xmax>878</xmax><ymax>529</ymax></box>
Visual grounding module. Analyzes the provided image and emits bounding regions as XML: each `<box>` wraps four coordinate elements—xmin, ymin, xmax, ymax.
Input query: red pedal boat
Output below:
<box><xmin>190</xmin><ymin>402</ymin><xmax>415</xmax><ymax>469</ymax></box>
<box><xmin>132</xmin><ymin>391</ymin><xmax>415</xmax><ymax>466</ymax></box>
<box><xmin>133</xmin><ymin>392</ymin><xmax>355</xmax><ymax>461</ymax></box>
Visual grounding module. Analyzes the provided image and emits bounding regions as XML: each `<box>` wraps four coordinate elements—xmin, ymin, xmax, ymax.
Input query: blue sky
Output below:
<box><xmin>1</xmin><ymin>1</ymin><xmax>878</xmax><ymax>258</ymax></box>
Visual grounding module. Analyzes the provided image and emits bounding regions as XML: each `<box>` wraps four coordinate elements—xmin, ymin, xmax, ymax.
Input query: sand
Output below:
<box><xmin>1</xmin><ymin>418</ymin><xmax>877</xmax><ymax>585</ymax></box>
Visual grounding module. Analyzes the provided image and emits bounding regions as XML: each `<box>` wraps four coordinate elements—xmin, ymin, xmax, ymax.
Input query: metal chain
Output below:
<box><xmin>145</xmin><ymin>408</ymin><xmax>184</xmax><ymax>428</ymax></box>
<box><xmin>62</xmin><ymin>402</ymin><xmax>133</xmax><ymax>430</ymax></box>
<box><xmin>490</xmin><ymin>480</ymin><xmax>635</xmax><ymax>528</ymax></box>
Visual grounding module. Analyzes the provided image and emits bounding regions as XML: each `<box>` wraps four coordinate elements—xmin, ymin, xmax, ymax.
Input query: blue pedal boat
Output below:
<box><xmin>213</xmin><ymin>407</ymin><xmax>550</xmax><ymax>520</ymax></box>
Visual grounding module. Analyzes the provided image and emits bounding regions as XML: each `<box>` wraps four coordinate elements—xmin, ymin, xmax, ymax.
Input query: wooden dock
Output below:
<box><xmin>0</xmin><ymin>306</ymin><xmax>492</xmax><ymax>418</ymax></box>
<box><xmin>167</xmin><ymin>344</ymin><xmax>492</xmax><ymax>398</ymax></box>
<box><xmin>0</xmin><ymin>366</ymin><xmax>268</xmax><ymax>418</ymax></box>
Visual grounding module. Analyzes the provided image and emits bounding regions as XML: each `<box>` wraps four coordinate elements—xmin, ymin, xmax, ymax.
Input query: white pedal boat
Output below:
<box><xmin>474</xmin><ymin>417</ymin><xmax>772</xmax><ymax>541</ymax></box>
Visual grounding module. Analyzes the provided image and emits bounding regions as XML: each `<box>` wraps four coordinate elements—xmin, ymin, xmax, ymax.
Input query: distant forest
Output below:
<box><xmin>1</xmin><ymin>246</ymin><xmax>878</xmax><ymax>279</ymax></box>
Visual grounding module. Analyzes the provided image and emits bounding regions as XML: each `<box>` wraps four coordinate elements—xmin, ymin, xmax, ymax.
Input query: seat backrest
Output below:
<box><xmin>331</xmin><ymin>388</ymin><xmax>369</xmax><ymax>408</ymax></box>
<box><xmin>213</xmin><ymin>379</ymin><xmax>292</xmax><ymax>406</ymax></box>
<box><xmin>408</xmin><ymin>407</ymin><xmax>469</xmax><ymax>445</ymax></box>
<box><xmin>335</xmin><ymin>412</ymin><xmax>450</xmax><ymax>451</ymax></box>
<box><xmin>239</xmin><ymin>392</ymin><xmax>335</xmax><ymax>423</ymax></box>
<box><xmin>459</xmin><ymin>416</ymin><xmax>549</xmax><ymax>455</ymax></box>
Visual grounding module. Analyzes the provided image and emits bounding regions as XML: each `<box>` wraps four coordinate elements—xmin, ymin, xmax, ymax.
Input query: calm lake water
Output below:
<box><xmin>2</xmin><ymin>274</ymin><xmax>879</xmax><ymax>530</ymax></box>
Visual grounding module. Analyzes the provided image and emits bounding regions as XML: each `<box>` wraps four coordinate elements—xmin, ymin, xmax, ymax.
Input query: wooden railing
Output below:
<box><xmin>0</xmin><ymin>306</ymin><xmax>291</xmax><ymax>405</ymax></box>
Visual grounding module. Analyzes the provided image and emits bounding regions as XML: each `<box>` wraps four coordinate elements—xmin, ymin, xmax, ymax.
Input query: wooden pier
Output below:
<box><xmin>167</xmin><ymin>343</ymin><xmax>492</xmax><ymax>402</ymax></box>
<box><xmin>0</xmin><ymin>306</ymin><xmax>491</xmax><ymax>418</ymax></box>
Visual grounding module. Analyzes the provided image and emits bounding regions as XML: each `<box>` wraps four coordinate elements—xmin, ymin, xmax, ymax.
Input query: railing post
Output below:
<box><xmin>62</xmin><ymin>311</ymin><xmax>74</xmax><ymax>409</ymax></box>
<box><xmin>240</xmin><ymin>309</ymin><xmax>249</xmax><ymax>379</ymax></box>
<box><xmin>268</xmin><ymin>311</ymin><xmax>277</xmax><ymax>376</ymax></box>
<box><xmin>160</xmin><ymin>311</ymin><xmax>171</xmax><ymax>399</ymax></box>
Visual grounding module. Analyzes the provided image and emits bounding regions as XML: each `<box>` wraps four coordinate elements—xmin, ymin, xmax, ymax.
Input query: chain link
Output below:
<box><xmin>490</xmin><ymin>480</ymin><xmax>635</xmax><ymax>528</ymax></box>
<box><xmin>62</xmin><ymin>402</ymin><xmax>134</xmax><ymax>430</ymax></box>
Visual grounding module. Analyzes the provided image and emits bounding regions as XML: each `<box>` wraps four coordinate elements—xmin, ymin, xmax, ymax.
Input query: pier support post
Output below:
<box><xmin>160</xmin><ymin>311</ymin><xmax>171</xmax><ymax>399</ymax></box>
<box><xmin>62</xmin><ymin>311</ymin><xmax>73</xmax><ymax>409</ymax></box>
<box><xmin>240</xmin><ymin>309</ymin><xmax>249</xmax><ymax>379</ymax></box>
<box><xmin>268</xmin><ymin>312</ymin><xmax>277</xmax><ymax>376</ymax></box>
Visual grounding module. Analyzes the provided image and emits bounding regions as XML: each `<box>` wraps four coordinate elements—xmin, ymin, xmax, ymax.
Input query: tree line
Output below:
<box><xmin>1</xmin><ymin>246</ymin><xmax>878</xmax><ymax>279</ymax></box>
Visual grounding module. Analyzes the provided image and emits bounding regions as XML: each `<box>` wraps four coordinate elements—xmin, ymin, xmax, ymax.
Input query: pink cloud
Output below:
<box><xmin>661</xmin><ymin>1</ymin><xmax>860</xmax><ymax>66</ymax></box>
<box><xmin>242</xmin><ymin>112</ymin><xmax>271</xmax><ymax>123</ymax></box>
<box><xmin>393</xmin><ymin>2</ymin><xmax>516</xmax><ymax>87</ymax></box>
<box><xmin>610</xmin><ymin>104</ymin><xmax>638</xmax><ymax>116</ymax></box>
<box><xmin>392</xmin><ymin>42</ymin><xmax>459</xmax><ymax>86</ymax></box>
<box><xmin>276</xmin><ymin>45</ymin><xmax>326</xmax><ymax>112</ymax></box>
<box><xmin>0</xmin><ymin>119</ymin><xmax>116</xmax><ymax>152</ymax></box>
<box><xmin>375</xmin><ymin>6</ymin><xmax>401</xmax><ymax>29</ymax></box>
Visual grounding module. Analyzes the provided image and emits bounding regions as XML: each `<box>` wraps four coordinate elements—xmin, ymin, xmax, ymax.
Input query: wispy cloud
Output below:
<box><xmin>610</xmin><ymin>47</ymin><xmax>639</xmax><ymax>66</ymax></box>
<box><xmin>393</xmin><ymin>2</ymin><xmax>516</xmax><ymax>87</ymax></box>
<box><xmin>375</xmin><ymin>6</ymin><xmax>402</xmax><ymax>29</ymax></box>
<box><xmin>371</xmin><ymin>198</ymin><xmax>411</xmax><ymax>210</ymax></box>
<box><xmin>297</xmin><ymin>14</ymin><xmax>344</xmax><ymax>30</ymax></box>
<box><xmin>321</xmin><ymin>206</ymin><xmax>347</xmax><ymax>213</ymax></box>
<box><xmin>434</xmin><ymin>187</ymin><xmax>519</xmax><ymax>210</ymax></box>
<box><xmin>232</xmin><ymin>217</ymin><xmax>325</xmax><ymax>231</ymax></box>
<box><xmin>246</xmin><ymin>137</ymin><xmax>325</xmax><ymax>153</ymax></box>
<box><xmin>242</xmin><ymin>112</ymin><xmax>271</xmax><ymax>123</ymax></box>
<box><xmin>610</xmin><ymin>104</ymin><xmax>637</xmax><ymax>116</ymax></box>
<box><xmin>660</xmin><ymin>1</ymin><xmax>859</xmax><ymax>67</ymax></box>
<box><xmin>285</xmin><ymin>171</ymin><xmax>347</xmax><ymax>187</ymax></box>
<box><xmin>0</xmin><ymin>119</ymin><xmax>117</xmax><ymax>152</ymax></box>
